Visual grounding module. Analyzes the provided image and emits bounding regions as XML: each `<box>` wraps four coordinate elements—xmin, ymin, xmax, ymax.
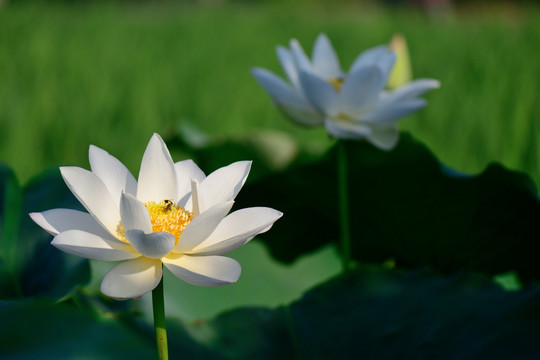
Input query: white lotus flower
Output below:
<box><xmin>252</xmin><ymin>33</ymin><xmax>440</xmax><ymax>150</ymax></box>
<box><xmin>30</xmin><ymin>134</ymin><xmax>282</xmax><ymax>299</ymax></box>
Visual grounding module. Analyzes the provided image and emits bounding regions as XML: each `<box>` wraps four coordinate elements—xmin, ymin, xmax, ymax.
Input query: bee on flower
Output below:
<box><xmin>30</xmin><ymin>134</ymin><xmax>282</xmax><ymax>299</ymax></box>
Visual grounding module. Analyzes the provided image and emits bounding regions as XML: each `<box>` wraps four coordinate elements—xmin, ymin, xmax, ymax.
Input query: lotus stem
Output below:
<box><xmin>337</xmin><ymin>141</ymin><xmax>352</xmax><ymax>272</ymax></box>
<box><xmin>152</xmin><ymin>275</ymin><xmax>169</xmax><ymax>360</ymax></box>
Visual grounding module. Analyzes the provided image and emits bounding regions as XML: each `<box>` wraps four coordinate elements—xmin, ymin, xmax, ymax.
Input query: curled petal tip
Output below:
<box><xmin>420</xmin><ymin>79</ymin><xmax>442</xmax><ymax>89</ymax></box>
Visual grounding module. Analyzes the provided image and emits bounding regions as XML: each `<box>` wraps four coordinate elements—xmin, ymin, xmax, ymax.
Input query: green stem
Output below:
<box><xmin>337</xmin><ymin>141</ymin><xmax>352</xmax><ymax>272</ymax></box>
<box><xmin>152</xmin><ymin>276</ymin><xmax>168</xmax><ymax>360</ymax></box>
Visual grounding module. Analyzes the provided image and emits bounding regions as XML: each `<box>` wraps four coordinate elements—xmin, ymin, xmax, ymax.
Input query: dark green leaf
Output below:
<box><xmin>5</xmin><ymin>265</ymin><xmax>540</xmax><ymax>359</ymax></box>
<box><xmin>197</xmin><ymin>308</ymin><xmax>295</xmax><ymax>360</ymax></box>
<box><xmin>19</xmin><ymin>167</ymin><xmax>90</xmax><ymax>299</ymax></box>
<box><xmin>115</xmin><ymin>310</ymin><xmax>224</xmax><ymax>360</ymax></box>
<box><xmin>0</xmin><ymin>164</ymin><xmax>22</xmax><ymax>298</ymax></box>
<box><xmin>0</xmin><ymin>299</ymin><xmax>155</xmax><ymax>359</ymax></box>
<box><xmin>235</xmin><ymin>134</ymin><xmax>540</xmax><ymax>282</ymax></box>
<box><xmin>196</xmin><ymin>265</ymin><xmax>540</xmax><ymax>359</ymax></box>
<box><xmin>0</xmin><ymin>165</ymin><xmax>90</xmax><ymax>300</ymax></box>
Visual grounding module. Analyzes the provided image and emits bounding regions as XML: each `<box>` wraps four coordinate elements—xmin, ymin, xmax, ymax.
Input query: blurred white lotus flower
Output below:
<box><xmin>252</xmin><ymin>33</ymin><xmax>440</xmax><ymax>150</ymax></box>
<box><xmin>30</xmin><ymin>134</ymin><xmax>282</xmax><ymax>299</ymax></box>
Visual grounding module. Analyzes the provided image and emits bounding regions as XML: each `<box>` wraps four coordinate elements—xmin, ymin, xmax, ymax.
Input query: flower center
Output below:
<box><xmin>145</xmin><ymin>200</ymin><xmax>193</xmax><ymax>244</ymax></box>
<box><xmin>115</xmin><ymin>200</ymin><xmax>193</xmax><ymax>244</ymax></box>
<box><xmin>335</xmin><ymin>112</ymin><xmax>353</xmax><ymax>122</ymax></box>
<box><xmin>328</xmin><ymin>77</ymin><xmax>344</xmax><ymax>92</ymax></box>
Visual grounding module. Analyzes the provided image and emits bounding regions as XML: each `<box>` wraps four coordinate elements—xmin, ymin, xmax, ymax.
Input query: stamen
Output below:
<box><xmin>116</xmin><ymin>200</ymin><xmax>193</xmax><ymax>245</ymax></box>
<box><xmin>116</xmin><ymin>223</ymin><xmax>127</xmax><ymax>242</ymax></box>
<box><xmin>328</xmin><ymin>77</ymin><xmax>345</xmax><ymax>92</ymax></box>
<box><xmin>145</xmin><ymin>200</ymin><xmax>193</xmax><ymax>245</ymax></box>
<box><xmin>336</xmin><ymin>112</ymin><xmax>353</xmax><ymax>122</ymax></box>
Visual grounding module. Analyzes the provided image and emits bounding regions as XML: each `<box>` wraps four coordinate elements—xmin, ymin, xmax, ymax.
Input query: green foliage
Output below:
<box><xmin>2</xmin><ymin>130</ymin><xmax>540</xmax><ymax>357</ymax></box>
<box><xmin>0</xmin><ymin>165</ymin><xmax>22</xmax><ymax>297</ymax></box>
<box><xmin>0</xmin><ymin>166</ymin><xmax>89</xmax><ymax>300</ymax></box>
<box><xmin>5</xmin><ymin>265</ymin><xmax>540</xmax><ymax>359</ymax></box>
<box><xmin>270</xmin><ymin>265</ymin><xmax>540</xmax><ymax>359</ymax></box>
<box><xmin>0</xmin><ymin>299</ymin><xmax>155</xmax><ymax>359</ymax></box>
<box><xmin>0</xmin><ymin>2</ymin><xmax>539</xmax><ymax>186</ymax></box>
<box><xmin>237</xmin><ymin>134</ymin><xmax>540</xmax><ymax>282</ymax></box>
<box><xmin>4</xmin><ymin>123</ymin><xmax>538</xmax><ymax>356</ymax></box>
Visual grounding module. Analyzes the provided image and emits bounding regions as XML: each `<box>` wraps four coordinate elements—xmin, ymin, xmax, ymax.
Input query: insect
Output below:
<box><xmin>164</xmin><ymin>199</ymin><xmax>174</xmax><ymax>212</ymax></box>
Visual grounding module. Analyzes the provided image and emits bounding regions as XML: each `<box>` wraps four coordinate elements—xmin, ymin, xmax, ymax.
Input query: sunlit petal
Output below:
<box><xmin>190</xmin><ymin>207</ymin><xmax>283</xmax><ymax>256</ymax></box>
<box><xmin>119</xmin><ymin>193</ymin><xmax>152</xmax><ymax>233</ymax></box>
<box><xmin>60</xmin><ymin>166</ymin><xmax>121</xmax><ymax>238</ymax></box>
<box><xmin>163</xmin><ymin>254</ymin><xmax>241</xmax><ymax>286</ymax></box>
<box><xmin>125</xmin><ymin>230</ymin><xmax>175</xmax><ymax>259</ymax></box>
<box><xmin>89</xmin><ymin>145</ymin><xmax>137</xmax><ymax>207</ymax></box>
<box><xmin>198</xmin><ymin>161</ymin><xmax>251</xmax><ymax>213</ymax></box>
<box><xmin>30</xmin><ymin>209</ymin><xmax>113</xmax><ymax>239</ymax></box>
<box><xmin>52</xmin><ymin>230</ymin><xmax>138</xmax><ymax>261</ymax></box>
<box><xmin>175</xmin><ymin>159</ymin><xmax>205</xmax><ymax>207</ymax></box>
<box><xmin>175</xmin><ymin>201</ymin><xmax>234</xmax><ymax>253</ymax></box>
<box><xmin>187</xmin><ymin>179</ymin><xmax>201</xmax><ymax>216</ymax></box>
<box><xmin>137</xmin><ymin>133</ymin><xmax>177</xmax><ymax>203</ymax></box>
<box><xmin>100</xmin><ymin>257</ymin><xmax>162</xmax><ymax>299</ymax></box>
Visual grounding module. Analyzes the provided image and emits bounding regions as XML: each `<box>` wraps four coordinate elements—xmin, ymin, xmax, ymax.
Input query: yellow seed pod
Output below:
<box><xmin>387</xmin><ymin>34</ymin><xmax>412</xmax><ymax>90</ymax></box>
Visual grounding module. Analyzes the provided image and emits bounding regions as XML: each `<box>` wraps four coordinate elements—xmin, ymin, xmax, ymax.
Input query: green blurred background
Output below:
<box><xmin>1</xmin><ymin>0</ymin><xmax>539</xmax><ymax>186</ymax></box>
<box><xmin>1</xmin><ymin>0</ymin><xmax>539</xmax><ymax>321</ymax></box>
